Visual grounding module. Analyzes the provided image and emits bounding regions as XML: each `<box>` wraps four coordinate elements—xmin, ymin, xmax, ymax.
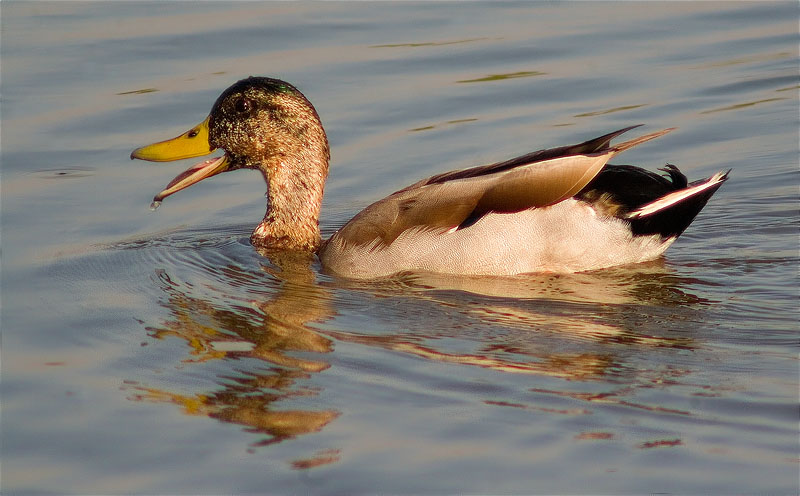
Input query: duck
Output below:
<box><xmin>131</xmin><ymin>76</ymin><xmax>729</xmax><ymax>279</ymax></box>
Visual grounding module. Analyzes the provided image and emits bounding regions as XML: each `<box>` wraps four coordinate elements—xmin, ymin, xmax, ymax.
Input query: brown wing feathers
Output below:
<box><xmin>335</xmin><ymin>126</ymin><xmax>673</xmax><ymax>247</ymax></box>
<box><xmin>415</xmin><ymin>124</ymin><xmax>644</xmax><ymax>188</ymax></box>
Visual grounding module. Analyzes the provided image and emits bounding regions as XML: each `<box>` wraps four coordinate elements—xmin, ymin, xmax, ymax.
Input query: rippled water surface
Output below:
<box><xmin>2</xmin><ymin>2</ymin><xmax>798</xmax><ymax>494</ymax></box>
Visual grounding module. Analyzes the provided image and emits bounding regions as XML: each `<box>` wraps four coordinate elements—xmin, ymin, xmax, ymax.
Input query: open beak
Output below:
<box><xmin>131</xmin><ymin>116</ymin><xmax>232</xmax><ymax>203</ymax></box>
<box><xmin>150</xmin><ymin>154</ymin><xmax>230</xmax><ymax>203</ymax></box>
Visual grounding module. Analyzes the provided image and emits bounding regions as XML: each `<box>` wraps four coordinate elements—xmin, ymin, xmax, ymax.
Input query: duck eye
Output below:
<box><xmin>234</xmin><ymin>97</ymin><xmax>252</xmax><ymax>114</ymax></box>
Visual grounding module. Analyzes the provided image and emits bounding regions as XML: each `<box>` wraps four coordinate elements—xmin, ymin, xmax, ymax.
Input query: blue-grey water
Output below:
<box><xmin>2</xmin><ymin>2</ymin><xmax>798</xmax><ymax>494</ymax></box>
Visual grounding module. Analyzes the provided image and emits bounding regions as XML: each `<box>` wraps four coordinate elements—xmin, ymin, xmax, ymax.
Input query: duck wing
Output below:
<box><xmin>329</xmin><ymin>126</ymin><xmax>673</xmax><ymax>249</ymax></box>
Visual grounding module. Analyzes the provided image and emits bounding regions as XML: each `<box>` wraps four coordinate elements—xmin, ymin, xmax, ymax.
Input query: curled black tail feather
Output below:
<box><xmin>577</xmin><ymin>165</ymin><xmax>728</xmax><ymax>239</ymax></box>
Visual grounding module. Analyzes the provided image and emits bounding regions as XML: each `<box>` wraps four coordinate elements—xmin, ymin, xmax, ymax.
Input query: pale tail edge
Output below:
<box><xmin>627</xmin><ymin>170</ymin><xmax>731</xmax><ymax>219</ymax></box>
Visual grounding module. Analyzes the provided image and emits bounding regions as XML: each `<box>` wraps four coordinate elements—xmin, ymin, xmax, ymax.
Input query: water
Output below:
<box><xmin>2</xmin><ymin>2</ymin><xmax>798</xmax><ymax>494</ymax></box>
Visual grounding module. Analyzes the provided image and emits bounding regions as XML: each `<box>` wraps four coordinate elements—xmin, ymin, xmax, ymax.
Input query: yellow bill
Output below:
<box><xmin>131</xmin><ymin>116</ymin><xmax>214</xmax><ymax>162</ymax></box>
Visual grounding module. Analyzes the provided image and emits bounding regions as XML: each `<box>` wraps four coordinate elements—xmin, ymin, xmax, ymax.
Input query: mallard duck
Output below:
<box><xmin>132</xmin><ymin>77</ymin><xmax>728</xmax><ymax>279</ymax></box>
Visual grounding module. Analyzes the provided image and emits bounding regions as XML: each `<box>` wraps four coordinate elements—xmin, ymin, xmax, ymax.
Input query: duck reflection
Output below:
<box><xmin>127</xmin><ymin>237</ymin><xmax>709</xmax><ymax>451</ymax></box>
<box><xmin>126</xmin><ymin>248</ymin><xmax>339</xmax><ymax>449</ymax></box>
<box><xmin>324</xmin><ymin>259</ymin><xmax>704</xmax><ymax>382</ymax></box>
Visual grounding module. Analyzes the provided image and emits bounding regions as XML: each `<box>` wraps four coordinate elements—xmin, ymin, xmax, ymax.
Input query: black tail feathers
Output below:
<box><xmin>627</xmin><ymin>168</ymin><xmax>729</xmax><ymax>238</ymax></box>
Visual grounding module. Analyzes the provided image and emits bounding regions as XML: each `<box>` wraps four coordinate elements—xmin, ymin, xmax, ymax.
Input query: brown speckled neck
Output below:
<box><xmin>251</xmin><ymin>150</ymin><xmax>328</xmax><ymax>252</ymax></box>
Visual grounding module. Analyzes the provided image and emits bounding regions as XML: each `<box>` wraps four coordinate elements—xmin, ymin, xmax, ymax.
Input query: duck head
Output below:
<box><xmin>132</xmin><ymin>77</ymin><xmax>330</xmax><ymax>251</ymax></box>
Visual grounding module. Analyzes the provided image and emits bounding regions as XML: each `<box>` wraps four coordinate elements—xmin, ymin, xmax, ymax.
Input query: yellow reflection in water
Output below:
<box><xmin>126</xmin><ymin>250</ymin><xmax>339</xmax><ymax>454</ymax></box>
